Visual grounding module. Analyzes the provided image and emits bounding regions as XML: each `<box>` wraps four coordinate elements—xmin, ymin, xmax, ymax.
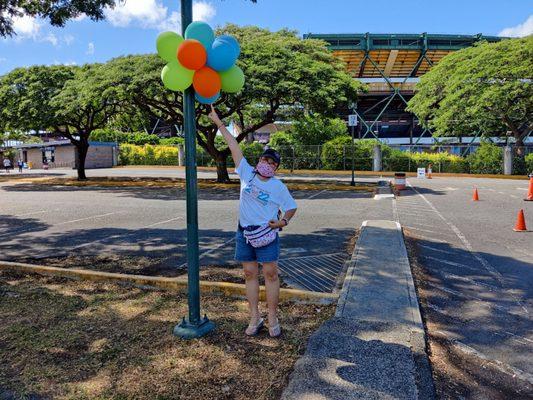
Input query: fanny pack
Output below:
<box><xmin>241</xmin><ymin>223</ymin><xmax>278</xmax><ymax>248</ymax></box>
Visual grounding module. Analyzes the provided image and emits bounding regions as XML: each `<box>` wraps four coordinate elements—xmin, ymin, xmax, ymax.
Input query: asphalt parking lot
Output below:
<box><xmin>0</xmin><ymin>173</ymin><xmax>391</xmax><ymax>292</ymax></box>
<box><xmin>395</xmin><ymin>176</ymin><xmax>532</xmax><ymax>388</ymax></box>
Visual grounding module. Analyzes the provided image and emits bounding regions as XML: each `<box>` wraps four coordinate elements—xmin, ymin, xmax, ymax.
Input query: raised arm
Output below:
<box><xmin>208</xmin><ymin>105</ymin><xmax>243</xmax><ymax>168</ymax></box>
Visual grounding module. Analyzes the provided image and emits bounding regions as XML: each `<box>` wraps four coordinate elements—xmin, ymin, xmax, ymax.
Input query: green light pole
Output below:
<box><xmin>173</xmin><ymin>0</ymin><xmax>215</xmax><ymax>339</ymax></box>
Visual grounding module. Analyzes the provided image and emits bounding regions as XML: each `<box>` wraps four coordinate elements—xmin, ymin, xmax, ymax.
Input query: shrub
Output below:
<box><xmin>119</xmin><ymin>144</ymin><xmax>180</xmax><ymax>165</ymax></box>
<box><xmin>525</xmin><ymin>153</ymin><xmax>533</xmax><ymax>175</ymax></box>
<box><xmin>321</xmin><ymin>137</ymin><xmax>382</xmax><ymax>170</ymax></box>
<box><xmin>466</xmin><ymin>142</ymin><xmax>502</xmax><ymax>174</ymax></box>
<box><xmin>90</xmin><ymin>129</ymin><xmax>160</xmax><ymax>145</ymax></box>
<box><xmin>159</xmin><ymin>137</ymin><xmax>185</xmax><ymax>146</ymax></box>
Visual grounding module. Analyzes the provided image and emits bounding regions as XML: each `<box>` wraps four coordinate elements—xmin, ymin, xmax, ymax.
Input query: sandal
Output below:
<box><xmin>245</xmin><ymin>318</ymin><xmax>264</xmax><ymax>336</ymax></box>
<box><xmin>269</xmin><ymin>322</ymin><xmax>282</xmax><ymax>338</ymax></box>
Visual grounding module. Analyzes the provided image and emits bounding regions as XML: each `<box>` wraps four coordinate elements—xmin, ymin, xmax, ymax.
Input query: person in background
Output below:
<box><xmin>208</xmin><ymin>105</ymin><xmax>297</xmax><ymax>338</ymax></box>
<box><xmin>17</xmin><ymin>159</ymin><xmax>23</xmax><ymax>173</ymax></box>
<box><xmin>3</xmin><ymin>157</ymin><xmax>11</xmax><ymax>173</ymax></box>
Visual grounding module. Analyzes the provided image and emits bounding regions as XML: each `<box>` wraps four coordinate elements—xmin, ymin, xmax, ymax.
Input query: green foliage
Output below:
<box><xmin>90</xmin><ymin>129</ymin><xmax>160</xmax><ymax>145</ymax></box>
<box><xmin>289</xmin><ymin>115</ymin><xmax>348</xmax><ymax>146</ymax></box>
<box><xmin>269</xmin><ymin>131</ymin><xmax>295</xmax><ymax>148</ymax></box>
<box><xmin>526</xmin><ymin>153</ymin><xmax>533</xmax><ymax>174</ymax></box>
<box><xmin>0</xmin><ymin>65</ymin><xmax>75</xmax><ymax>133</ymax></box>
<box><xmin>321</xmin><ymin>137</ymin><xmax>380</xmax><ymax>170</ymax></box>
<box><xmin>119</xmin><ymin>144</ymin><xmax>179</xmax><ymax>166</ymax></box>
<box><xmin>159</xmin><ymin>137</ymin><xmax>185</xmax><ymax>146</ymax></box>
<box><xmin>466</xmin><ymin>142</ymin><xmax>503</xmax><ymax>174</ymax></box>
<box><xmin>240</xmin><ymin>142</ymin><xmax>264</xmax><ymax>164</ymax></box>
<box><xmin>408</xmin><ymin>37</ymin><xmax>533</xmax><ymax>146</ymax></box>
<box><xmin>0</xmin><ymin>0</ymin><xmax>115</xmax><ymax>37</ymax></box>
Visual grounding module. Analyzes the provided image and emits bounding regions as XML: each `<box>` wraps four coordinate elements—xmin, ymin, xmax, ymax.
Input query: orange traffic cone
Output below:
<box><xmin>513</xmin><ymin>209</ymin><xmax>527</xmax><ymax>232</ymax></box>
<box><xmin>472</xmin><ymin>188</ymin><xmax>479</xmax><ymax>201</ymax></box>
<box><xmin>525</xmin><ymin>176</ymin><xmax>533</xmax><ymax>201</ymax></box>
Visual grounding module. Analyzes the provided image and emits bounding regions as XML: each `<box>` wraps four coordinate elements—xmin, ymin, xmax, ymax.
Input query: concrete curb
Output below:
<box><xmin>0</xmin><ymin>261</ymin><xmax>338</xmax><ymax>305</ymax></box>
<box><xmin>282</xmin><ymin>220</ymin><xmax>435</xmax><ymax>400</ymax></box>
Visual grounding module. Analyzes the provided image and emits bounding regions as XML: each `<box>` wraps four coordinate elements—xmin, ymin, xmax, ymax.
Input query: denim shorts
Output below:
<box><xmin>235</xmin><ymin>228</ymin><xmax>280</xmax><ymax>263</ymax></box>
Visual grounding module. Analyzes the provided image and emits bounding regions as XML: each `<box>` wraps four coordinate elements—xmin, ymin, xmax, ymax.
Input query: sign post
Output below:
<box><xmin>173</xmin><ymin>0</ymin><xmax>215</xmax><ymax>339</ymax></box>
<box><xmin>348</xmin><ymin>114</ymin><xmax>358</xmax><ymax>186</ymax></box>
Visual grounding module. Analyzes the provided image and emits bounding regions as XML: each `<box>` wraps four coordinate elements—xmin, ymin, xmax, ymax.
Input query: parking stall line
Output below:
<box><xmin>408</xmin><ymin>181</ymin><xmax>529</xmax><ymax>314</ymax></box>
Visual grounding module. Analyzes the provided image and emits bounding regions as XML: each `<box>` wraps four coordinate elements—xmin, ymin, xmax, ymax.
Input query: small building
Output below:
<box><xmin>13</xmin><ymin>140</ymin><xmax>118</xmax><ymax>169</ymax></box>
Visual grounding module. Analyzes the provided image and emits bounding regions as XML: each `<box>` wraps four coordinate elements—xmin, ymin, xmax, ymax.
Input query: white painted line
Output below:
<box><xmin>142</xmin><ymin>217</ymin><xmax>182</xmax><ymax>228</ymax></box>
<box><xmin>418</xmin><ymin>243</ymin><xmax>455</xmax><ymax>254</ymax></box>
<box><xmin>434</xmin><ymin>331</ymin><xmax>533</xmax><ymax>385</ymax></box>
<box><xmin>409</xmin><ymin>182</ymin><xmax>529</xmax><ymax>315</ymax></box>
<box><xmin>420</xmin><ymin>255</ymin><xmax>479</xmax><ymax>271</ymax></box>
<box><xmin>374</xmin><ymin>193</ymin><xmax>395</xmax><ymax>199</ymax></box>
<box><xmin>404</xmin><ymin>226</ymin><xmax>456</xmax><ymax>237</ymax></box>
<box><xmin>55</xmin><ymin>212</ymin><xmax>120</xmax><ymax>226</ymax></box>
<box><xmin>392</xmin><ymin>198</ymin><xmax>399</xmax><ymax>222</ymax></box>
<box><xmin>509</xmin><ymin>194</ymin><xmax>518</xmax><ymax>199</ymax></box>
<box><xmin>307</xmin><ymin>189</ymin><xmax>328</xmax><ymax>200</ymax></box>
<box><xmin>517</xmin><ymin>188</ymin><xmax>527</xmax><ymax>191</ymax></box>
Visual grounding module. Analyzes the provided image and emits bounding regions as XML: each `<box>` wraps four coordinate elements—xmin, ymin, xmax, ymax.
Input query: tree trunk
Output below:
<box><xmin>76</xmin><ymin>141</ymin><xmax>89</xmax><ymax>181</ymax></box>
<box><xmin>515</xmin><ymin>134</ymin><xmax>525</xmax><ymax>157</ymax></box>
<box><xmin>215</xmin><ymin>154</ymin><xmax>230</xmax><ymax>183</ymax></box>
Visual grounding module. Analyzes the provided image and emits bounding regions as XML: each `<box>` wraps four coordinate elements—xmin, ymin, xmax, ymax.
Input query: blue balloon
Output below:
<box><xmin>207</xmin><ymin>36</ymin><xmax>240</xmax><ymax>72</ymax></box>
<box><xmin>184</xmin><ymin>21</ymin><xmax>214</xmax><ymax>49</ymax></box>
<box><xmin>217</xmin><ymin>35</ymin><xmax>240</xmax><ymax>58</ymax></box>
<box><xmin>195</xmin><ymin>92</ymin><xmax>220</xmax><ymax>104</ymax></box>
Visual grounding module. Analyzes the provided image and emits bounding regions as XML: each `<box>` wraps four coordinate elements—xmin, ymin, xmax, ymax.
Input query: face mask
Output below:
<box><xmin>255</xmin><ymin>160</ymin><xmax>276</xmax><ymax>178</ymax></box>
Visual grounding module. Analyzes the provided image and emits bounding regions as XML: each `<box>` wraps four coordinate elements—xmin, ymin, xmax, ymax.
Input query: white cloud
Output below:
<box><xmin>12</xmin><ymin>14</ymin><xmax>41</xmax><ymax>38</ymax></box>
<box><xmin>105</xmin><ymin>0</ymin><xmax>167</xmax><ymax>28</ymax></box>
<box><xmin>53</xmin><ymin>60</ymin><xmax>77</xmax><ymax>66</ymax></box>
<box><xmin>64</xmin><ymin>34</ymin><xmax>75</xmax><ymax>45</ymax></box>
<box><xmin>0</xmin><ymin>57</ymin><xmax>6</xmax><ymax>63</ymax></box>
<box><xmin>193</xmin><ymin>1</ymin><xmax>216</xmax><ymax>22</ymax></box>
<box><xmin>105</xmin><ymin>0</ymin><xmax>216</xmax><ymax>30</ymax></box>
<box><xmin>498</xmin><ymin>15</ymin><xmax>533</xmax><ymax>37</ymax></box>
<box><xmin>86</xmin><ymin>42</ymin><xmax>95</xmax><ymax>55</ymax></box>
<box><xmin>42</xmin><ymin>33</ymin><xmax>58</xmax><ymax>46</ymax></box>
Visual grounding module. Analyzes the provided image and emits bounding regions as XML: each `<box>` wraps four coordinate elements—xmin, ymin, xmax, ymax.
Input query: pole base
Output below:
<box><xmin>173</xmin><ymin>315</ymin><xmax>215</xmax><ymax>339</ymax></box>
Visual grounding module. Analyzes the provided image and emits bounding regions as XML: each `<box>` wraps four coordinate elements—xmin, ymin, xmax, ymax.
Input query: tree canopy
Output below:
<box><xmin>0</xmin><ymin>0</ymin><xmax>114</xmax><ymax>37</ymax></box>
<box><xmin>104</xmin><ymin>24</ymin><xmax>363</xmax><ymax>181</ymax></box>
<box><xmin>407</xmin><ymin>37</ymin><xmax>533</xmax><ymax>151</ymax></box>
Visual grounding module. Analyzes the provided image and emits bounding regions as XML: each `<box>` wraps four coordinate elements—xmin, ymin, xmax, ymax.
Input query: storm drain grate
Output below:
<box><xmin>278</xmin><ymin>252</ymin><xmax>348</xmax><ymax>293</ymax></box>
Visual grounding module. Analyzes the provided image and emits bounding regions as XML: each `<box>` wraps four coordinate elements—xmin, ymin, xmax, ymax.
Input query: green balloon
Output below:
<box><xmin>220</xmin><ymin>65</ymin><xmax>245</xmax><ymax>93</ymax></box>
<box><xmin>156</xmin><ymin>31</ymin><xmax>184</xmax><ymax>63</ymax></box>
<box><xmin>161</xmin><ymin>61</ymin><xmax>193</xmax><ymax>91</ymax></box>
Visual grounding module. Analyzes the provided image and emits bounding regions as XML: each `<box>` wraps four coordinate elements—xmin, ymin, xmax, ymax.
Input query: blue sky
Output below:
<box><xmin>0</xmin><ymin>0</ymin><xmax>532</xmax><ymax>75</ymax></box>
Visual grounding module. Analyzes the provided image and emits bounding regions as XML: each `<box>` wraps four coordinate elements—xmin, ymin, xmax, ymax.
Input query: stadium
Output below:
<box><xmin>305</xmin><ymin>32</ymin><xmax>511</xmax><ymax>148</ymax></box>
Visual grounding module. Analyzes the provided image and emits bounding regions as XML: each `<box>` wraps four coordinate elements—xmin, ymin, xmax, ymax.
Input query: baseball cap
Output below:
<box><xmin>260</xmin><ymin>148</ymin><xmax>281</xmax><ymax>165</ymax></box>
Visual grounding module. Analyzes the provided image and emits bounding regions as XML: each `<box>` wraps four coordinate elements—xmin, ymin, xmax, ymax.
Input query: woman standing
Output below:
<box><xmin>208</xmin><ymin>106</ymin><xmax>297</xmax><ymax>338</ymax></box>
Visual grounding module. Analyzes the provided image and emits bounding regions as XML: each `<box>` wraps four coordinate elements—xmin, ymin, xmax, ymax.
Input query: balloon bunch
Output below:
<box><xmin>156</xmin><ymin>22</ymin><xmax>245</xmax><ymax>104</ymax></box>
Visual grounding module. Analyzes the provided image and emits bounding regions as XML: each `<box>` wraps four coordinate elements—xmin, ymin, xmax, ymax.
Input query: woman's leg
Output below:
<box><xmin>262</xmin><ymin>261</ymin><xmax>280</xmax><ymax>327</ymax></box>
<box><xmin>243</xmin><ymin>261</ymin><xmax>261</xmax><ymax>329</ymax></box>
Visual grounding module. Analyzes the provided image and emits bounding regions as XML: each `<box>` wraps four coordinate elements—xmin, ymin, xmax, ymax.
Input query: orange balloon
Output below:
<box><xmin>193</xmin><ymin>67</ymin><xmax>221</xmax><ymax>98</ymax></box>
<box><xmin>177</xmin><ymin>39</ymin><xmax>207</xmax><ymax>70</ymax></box>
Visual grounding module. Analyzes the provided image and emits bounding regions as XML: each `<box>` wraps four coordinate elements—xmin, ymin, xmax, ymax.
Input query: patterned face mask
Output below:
<box><xmin>255</xmin><ymin>160</ymin><xmax>276</xmax><ymax>178</ymax></box>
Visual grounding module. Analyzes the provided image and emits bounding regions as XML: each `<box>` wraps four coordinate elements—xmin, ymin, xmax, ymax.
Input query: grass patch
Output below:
<box><xmin>0</xmin><ymin>270</ymin><xmax>333</xmax><ymax>399</ymax></box>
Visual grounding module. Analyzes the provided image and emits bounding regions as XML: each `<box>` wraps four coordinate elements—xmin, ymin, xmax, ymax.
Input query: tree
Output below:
<box><xmin>0</xmin><ymin>64</ymin><xmax>121</xmax><ymax>180</ymax></box>
<box><xmin>50</xmin><ymin>63</ymin><xmax>122</xmax><ymax>179</ymax></box>
<box><xmin>0</xmin><ymin>0</ymin><xmax>115</xmax><ymax>37</ymax></box>
<box><xmin>106</xmin><ymin>25</ymin><xmax>363</xmax><ymax>182</ymax></box>
<box><xmin>407</xmin><ymin>37</ymin><xmax>533</xmax><ymax>156</ymax></box>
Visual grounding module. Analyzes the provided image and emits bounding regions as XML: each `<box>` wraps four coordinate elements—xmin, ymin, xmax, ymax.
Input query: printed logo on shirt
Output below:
<box><xmin>244</xmin><ymin>183</ymin><xmax>270</xmax><ymax>206</ymax></box>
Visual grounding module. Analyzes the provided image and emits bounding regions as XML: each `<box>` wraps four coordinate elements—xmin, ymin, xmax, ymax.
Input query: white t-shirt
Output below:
<box><xmin>236</xmin><ymin>158</ymin><xmax>297</xmax><ymax>227</ymax></box>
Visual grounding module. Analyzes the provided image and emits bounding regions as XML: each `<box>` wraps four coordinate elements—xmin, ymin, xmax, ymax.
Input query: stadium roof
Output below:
<box><xmin>304</xmin><ymin>33</ymin><xmax>505</xmax><ymax>78</ymax></box>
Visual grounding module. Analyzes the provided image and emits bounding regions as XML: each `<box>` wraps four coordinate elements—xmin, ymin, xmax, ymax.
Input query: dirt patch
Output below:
<box><xmin>0</xmin><ymin>270</ymin><xmax>333</xmax><ymax>399</ymax></box>
<box><xmin>404</xmin><ymin>231</ymin><xmax>533</xmax><ymax>399</ymax></box>
<box><xmin>20</xmin><ymin>176</ymin><xmax>376</xmax><ymax>192</ymax></box>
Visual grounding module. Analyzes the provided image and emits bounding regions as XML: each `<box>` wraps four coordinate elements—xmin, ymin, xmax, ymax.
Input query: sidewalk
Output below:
<box><xmin>282</xmin><ymin>220</ymin><xmax>434</xmax><ymax>400</ymax></box>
